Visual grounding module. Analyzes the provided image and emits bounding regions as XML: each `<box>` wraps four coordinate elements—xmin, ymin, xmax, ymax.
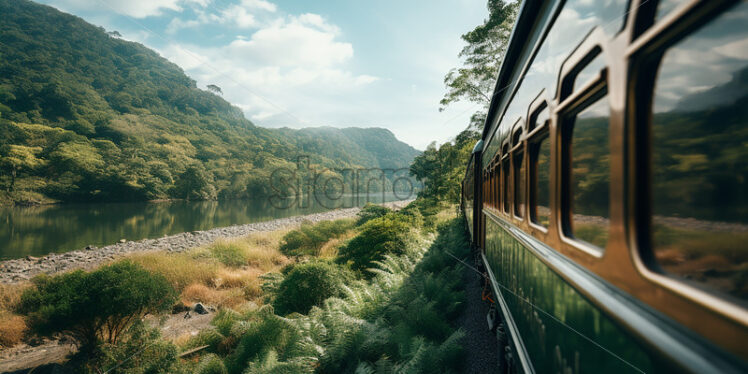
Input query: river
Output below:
<box><xmin>0</xmin><ymin>192</ymin><xmax>410</xmax><ymax>260</ymax></box>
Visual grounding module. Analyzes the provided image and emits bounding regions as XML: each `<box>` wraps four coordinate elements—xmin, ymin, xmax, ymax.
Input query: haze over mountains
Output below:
<box><xmin>0</xmin><ymin>0</ymin><xmax>419</xmax><ymax>204</ymax></box>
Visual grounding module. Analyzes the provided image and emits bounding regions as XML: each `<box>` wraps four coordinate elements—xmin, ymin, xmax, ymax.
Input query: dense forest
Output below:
<box><xmin>0</xmin><ymin>0</ymin><xmax>419</xmax><ymax>205</ymax></box>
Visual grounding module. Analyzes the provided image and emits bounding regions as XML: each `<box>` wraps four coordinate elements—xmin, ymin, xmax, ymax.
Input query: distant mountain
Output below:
<box><xmin>0</xmin><ymin>0</ymin><xmax>416</xmax><ymax>204</ymax></box>
<box><xmin>280</xmin><ymin>127</ymin><xmax>420</xmax><ymax>170</ymax></box>
<box><xmin>673</xmin><ymin>66</ymin><xmax>748</xmax><ymax>112</ymax></box>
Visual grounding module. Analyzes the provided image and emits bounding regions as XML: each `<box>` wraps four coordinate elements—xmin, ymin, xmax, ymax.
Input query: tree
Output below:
<box><xmin>174</xmin><ymin>166</ymin><xmax>217</xmax><ymax>200</ymax></box>
<box><xmin>16</xmin><ymin>261</ymin><xmax>177</xmax><ymax>355</ymax></box>
<box><xmin>207</xmin><ymin>84</ymin><xmax>223</xmax><ymax>95</ymax></box>
<box><xmin>0</xmin><ymin>145</ymin><xmax>44</xmax><ymax>191</ymax></box>
<box><xmin>440</xmin><ymin>0</ymin><xmax>518</xmax><ymax>130</ymax></box>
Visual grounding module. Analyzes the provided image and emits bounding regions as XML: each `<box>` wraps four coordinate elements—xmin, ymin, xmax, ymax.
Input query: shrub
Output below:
<box><xmin>17</xmin><ymin>260</ymin><xmax>177</xmax><ymax>353</ymax></box>
<box><xmin>337</xmin><ymin>214</ymin><xmax>412</xmax><ymax>272</ymax></box>
<box><xmin>181</xmin><ymin>329</ymin><xmax>225</xmax><ymax>354</ymax></box>
<box><xmin>209</xmin><ymin>241</ymin><xmax>249</xmax><ymax>267</ymax></box>
<box><xmin>0</xmin><ymin>311</ymin><xmax>26</xmax><ymax>347</ymax></box>
<box><xmin>280</xmin><ymin>219</ymin><xmax>354</xmax><ymax>256</ymax></box>
<box><xmin>87</xmin><ymin>321</ymin><xmax>185</xmax><ymax>374</ymax></box>
<box><xmin>272</xmin><ymin>261</ymin><xmax>354</xmax><ymax>315</ymax></box>
<box><xmin>197</xmin><ymin>354</ymin><xmax>228</xmax><ymax>374</ymax></box>
<box><xmin>355</xmin><ymin>203</ymin><xmax>391</xmax><ymax>226</ymax></box>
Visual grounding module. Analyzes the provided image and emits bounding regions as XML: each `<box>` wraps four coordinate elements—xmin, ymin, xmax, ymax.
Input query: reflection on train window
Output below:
<box><xmin>568</xmin><ymin>96</ymin><xmax>610</xmax><ymax>249</ymax></box>
<box><xmin>503</xmin><ymin>158</ymin><xmax>511</xmax><ymax>213</ymax></box>
<box><xmin>573</xmin><ymin>52</ymin><xmax>605</xmax><ymax>92</ymax></box>
<box><xmin>656</xmin><ymin>0</ymin><xmax>687</xmax><ymax>22</ymax></box>
<box><xmin>651</xmin><ymin>2</ymin><xmax>748</xmax><ymax>302</ymax></box>
<box><xmin>514</xmin><ymin>149</ymin><xmax>525</xmax><ymax>218</ymax></box>
<box><xmin>531</xmin><ymin>136</ymin><xmax>551</xmax><ymax>227</ymax></box>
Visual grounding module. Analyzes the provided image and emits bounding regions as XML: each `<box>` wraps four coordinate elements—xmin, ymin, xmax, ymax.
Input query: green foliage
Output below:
<box><xmin>197</xmin><ymin>354</ymin><xmax>228</xmax><ymax>374</ymax></box>
<box><xmin>280</xmin><ymin>219</ymin><xmax>354</xmax><ymax>256</ymax></box>
<box><xmin>441</xmin><ymin>0</ymin><xmax>518</xmax><ymax>118</ymax></box>
<box><xmin>0</xmin><ymin>144</ymin><xmax>45</xmax><ymax>191</ymax></box>
<box><xmin>337</xmin><ymin>213</ymin><xmax>413</xmax><ymax>273</ymax></box>
<box><xmin>184</xmin><ymin>211</ymin><xmax>469</xmax><ymax>373</ymax></box>
<box><xmin>16</xmin><ymin>260</ymin><xmax>176</xmax><ymax>353</ymax></box>
<box><xmin>174</xmin><ymin>166</ymin><xmax>217</xmax><ymax>201</ymax></box>
<box><xmin>85</xmin><ymin>321</ymin><xmax>186</xmax><ymax>374</ymax></box>
<box><xmin>0</xmin><ymin>1</ymin><xmax>419</xmax><ymax>205</ymax></box>
<box><xmin>209</xmin><ymin>241</ymin><xmax>249</xmax><ymax>267</ymax></box>
<box><xmin>410</xmin><ymin>129</ymin><xmax>479</xmax><ymax>204</ymax></box>
<box><xmin>355</xmin><ymin>203</ymin><xmax>391</xmax><ymax>226</ymax></box>
<box><xmin>272</xmin><ymin>260</ymin><xmax>354</xmax><ymax>315</ymax></box>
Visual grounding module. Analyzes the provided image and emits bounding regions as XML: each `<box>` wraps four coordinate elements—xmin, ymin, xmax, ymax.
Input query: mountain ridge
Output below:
<box><xmin>0</xmin><ymin>0</ymin><xmax>418</xmax><ymax>204</ymax></box>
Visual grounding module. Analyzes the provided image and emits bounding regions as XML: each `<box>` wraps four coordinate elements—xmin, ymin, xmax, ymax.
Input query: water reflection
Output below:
<box><xmin>0</xmin><ymin>193</ymin><xmax>406</xmax><ymax>260</ymax></box>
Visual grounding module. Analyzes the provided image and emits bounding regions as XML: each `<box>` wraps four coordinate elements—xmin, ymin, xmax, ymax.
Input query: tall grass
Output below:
<box><xmin>280</xmin><ymin>219</ymin><xmax>355</xmax><ymax>256</ymax></box>
<box><xmin>127</xmin><ymin>252</ymin><xmax>221</xmax><ymax>291</ymax></box>
<box><xmin>0</xmin><ymin>283</ymin><xmax>30</xmax><ymax>347</ymax></box>
<box><xmin>0</xmin><ymin>310</ymin><xmax>26</xmax><ymax>347</ymax></box>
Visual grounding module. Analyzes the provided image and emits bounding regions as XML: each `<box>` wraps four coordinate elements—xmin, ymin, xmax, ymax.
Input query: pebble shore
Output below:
<box><xmin>0</xmin><ymin>201</ymin><xmax>411</xmax><ymax>284</ymax></box>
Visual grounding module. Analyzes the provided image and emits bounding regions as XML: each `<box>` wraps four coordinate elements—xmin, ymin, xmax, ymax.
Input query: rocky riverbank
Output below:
<box><xmin>0</xmin><ymin>200</ymin><xmax>411</xmax><ymax>284</ymax></box>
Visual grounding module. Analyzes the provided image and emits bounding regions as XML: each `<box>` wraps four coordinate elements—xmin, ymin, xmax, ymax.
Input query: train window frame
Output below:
<box><xmin>527</xmin><ymin>92</ymin><xmax>551</xmax><ymax>232</ymax></box>
<box><xmin>501</xmin><ymin>141</ymin><xmax>511</xmax><ymax>215</ymax></box>
<box><xmin>556</xmin><ymin>30</ymin><xmax>611</xmax><ymax>258</ymax></box>
<box><xmin>510</xmin><ymin>120</ymin><xmax>526</xmax><ymax>220</ymax></box>
<box><xmin>559</xmin><ymin>88</ymin><xmax>610</xmax><ymax>257</ymax></box>
<box><xmin>629</xmin><ymin>0</ymin><xmax>748</xmax><ymax>321</ymax></box>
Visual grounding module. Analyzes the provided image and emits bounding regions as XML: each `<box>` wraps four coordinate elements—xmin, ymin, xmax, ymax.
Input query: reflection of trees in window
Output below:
<box><xmin>567</xmin><ymin>97</ymin><xmax>610</xmax><ymax>249</ymax></box>
<box><xmin>650</xmin><ymin>2</ymin><xmax>748</xmax><ymax>303</ymax></box>
<box><xmin>514</xmin><ymin>149</ymin><xmax>525</xmax><ymax>218</ymax></box>
<box><xmin>531</xmin><ymin>136</ymin><xmax>551</xmax><ymax>227</ymax></box>
<box><xmin>503</xmin><ymin>157</ymin><xmax>511</xmax><ymax>213</ymax></box>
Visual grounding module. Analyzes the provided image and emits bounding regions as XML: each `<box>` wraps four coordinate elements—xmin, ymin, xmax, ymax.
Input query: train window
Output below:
<box><xmin>513</xmin><ymin>149</ymin><xmax>526</xmax><ymax>218</ymax></box>
<box><xmin>650</xmin><ymin>2</ymin><xmax>748</xmax><ymax>302</ymax></box>
<box><xmin>502</xmin><ymin>155</ymin><xmax>510</xmax><ymax>214</ymax></box>
<box><xmin>564</xmin><ymin>94</ymin><xmax>610</xmax><ymax>250</ymax></box>
<box><xmin>512</xmin><ymin>127</ymin><xmax>525</xmax><ymax>219</ymax></box>
<box><xmin>573</xmin><ymin>51</ymin><xmax>605</xmax><ymax>93</ymax></box>
<box><xmin>531</xmin><ymin>135</ymin><xmax>551</xmax><ymax>228</ymax></box>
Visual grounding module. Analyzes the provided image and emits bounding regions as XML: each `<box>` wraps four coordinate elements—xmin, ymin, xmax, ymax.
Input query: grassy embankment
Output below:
<box><xmin>1</xmin><ymin>199</ymin><xmax>471</xmax><ymax>373</ymax></box>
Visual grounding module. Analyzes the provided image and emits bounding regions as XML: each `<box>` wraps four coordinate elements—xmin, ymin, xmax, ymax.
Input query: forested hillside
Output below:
<box><xmin>278</xmin><ymin>127</ymin><xmax>420</xmax><ymax>170</ymax></box>
<box><xmin>0</xmin><ymin>0</ymin><xmax>418</xmax><ymax>205</ymax></box>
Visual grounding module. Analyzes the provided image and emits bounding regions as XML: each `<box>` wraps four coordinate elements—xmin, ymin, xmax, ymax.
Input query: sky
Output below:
<box><xmin>34</xmin><ymin>0</ymin><xmax>490</xmax><ymax>150</ymax></box>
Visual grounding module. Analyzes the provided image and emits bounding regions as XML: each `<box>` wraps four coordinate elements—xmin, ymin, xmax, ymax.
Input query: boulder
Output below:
<box><xmin>194</xmin><ymin>303</ymin><xmax>209</xmax><ymax>315</ymax></box>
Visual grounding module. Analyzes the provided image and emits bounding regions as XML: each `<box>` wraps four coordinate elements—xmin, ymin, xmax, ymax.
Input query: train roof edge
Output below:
<box><xmin>472</xmin><ymin>139</ymin><xmax>483</xmax><ymax>154</ymax></box>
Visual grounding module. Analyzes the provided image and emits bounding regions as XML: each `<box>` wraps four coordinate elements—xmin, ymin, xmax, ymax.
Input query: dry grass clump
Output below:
<box><xmin>127</xmin><ymin>252</ymin><xmax>220</xmax><ymax>291</ymax></box>
<box><xmin>0</xmin><ymin>311</ymin><xmax>26</xmax><ymax>347</ymax></box>
<box><xmin>126</xmin><ymin>230</ymin><xmax>291</xmax><ymax>312</ymax></box>
<box><xmin>205</xmin><ymin>231</ymin><xmax>290</xmax><ymax>270</ymax></box>
<box><xmin>0</xmin><ymin>283</ymin><xmax>27</xmax><ymax>311</ymax></box>
<box><xmin>181</xmin><ymin>283</ymin><xmax>245</xmax><ymax>308</ymax></box>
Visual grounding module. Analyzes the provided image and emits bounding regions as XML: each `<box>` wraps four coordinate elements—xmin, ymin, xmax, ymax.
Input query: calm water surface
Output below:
<box><xmin>0</xmin><ymin>193</ymin><xmax>408</xmax><ymax>260</ymax></box>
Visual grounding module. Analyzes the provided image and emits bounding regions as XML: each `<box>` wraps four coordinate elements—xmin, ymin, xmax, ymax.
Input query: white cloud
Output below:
<box><xmin>47</xmin><ymin>0</ymin><xmax>207</xmax><ymax>18</ymax></box>
<box><xmin>226</xmin><ymin>15</ymin><xmax>352</xmax><ymax>68</ymax></box>
<box><xmin>166</xmin><ymin>0</ymin><xmax>277</xmax><ymax>33</ymax></box>
<box><xmin>158</xmin><ymin>12</ymin><xmax>377</xmax><ymax>125</ymax></box>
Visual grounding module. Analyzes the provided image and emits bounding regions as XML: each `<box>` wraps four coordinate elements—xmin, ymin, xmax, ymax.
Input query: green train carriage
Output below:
<box><xmin>461</xmin><ymin>0</ymin><xmax>748</xmax><ymax>372</ymax></box>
